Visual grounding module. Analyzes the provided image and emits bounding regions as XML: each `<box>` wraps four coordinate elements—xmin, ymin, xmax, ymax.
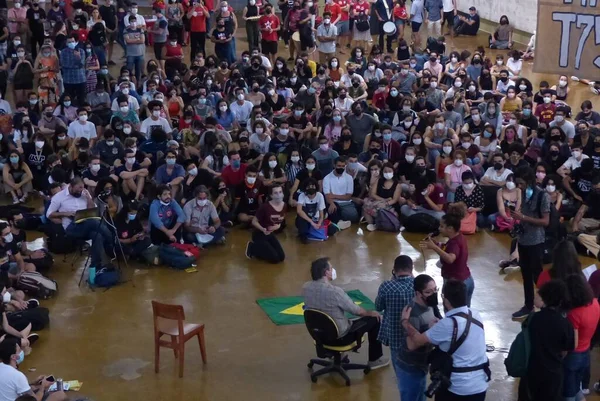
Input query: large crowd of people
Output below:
<box><xmin>0</xmin><ymin>0</ymin><xmax>598</xmax><ymax>399</ymax></box>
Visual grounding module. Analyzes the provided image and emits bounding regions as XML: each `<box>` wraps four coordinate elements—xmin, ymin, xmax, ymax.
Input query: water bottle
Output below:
<box><xmin>56</xmin><ymin>378</ymin><xmax>63</xmax><ymax>392</ymax></box>
<box><xmin>88</xmin><ymin>267</ymin><xmax>96</xmax><ymax>285</ymax></box>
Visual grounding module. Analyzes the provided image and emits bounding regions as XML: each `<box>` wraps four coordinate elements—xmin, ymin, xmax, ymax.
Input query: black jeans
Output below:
<box><xmin>347</xmin><ymin>316</ymin><xmax>383</xmax><ymax>362</ymax></box>
<box><xmin>190</xmin><ymin>31</ymin><xmax>206</xmax><ymax>61</ymax></box>
<box><xmin>436</xmin><ymin>389</ymin><xmax>486</xmax><ymax>401</ymax></box>
<box><xmin>63</xmin><ymin>82</ymin><xmax>87</xmax><ymax>107</ymax></box>
<box><xmin>518</xmin><ymin>242</ymin><xmax>544</xmax><ymax>309</ymax></box>
<box><xmin>250</xmin><ymin>230</ymin><xmax>285</xmax><ymax>263</ymax></box>
<box><xmin>378</xmin><ymin>21</ymin><xmax>394</xmax><ymax>52</ymax></box>
<box><xmin>150</xmin><ymin>224</ymin><xmax>183</xmax><ymax>245</ymax></box>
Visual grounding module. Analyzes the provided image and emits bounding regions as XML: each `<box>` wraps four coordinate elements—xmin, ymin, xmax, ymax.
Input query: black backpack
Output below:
<box><xmin>403</xmin><ymin>213</ymin><xmax>440</xmax><ymax>233</ymax></box>
<box><xmin>44</xmin><ymin>223</ymin><xmax>78</xmax><ymax>254</ymax></box>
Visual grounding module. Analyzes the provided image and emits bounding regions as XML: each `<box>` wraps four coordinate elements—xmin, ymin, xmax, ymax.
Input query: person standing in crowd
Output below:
<box><xmin>402</xmin><ymin>279</ymin><xmax>490</xmax><ymax>401</ymax></box>
<box><xmin>124</xmin><ymin>15</ymin><xmax>146</xmax><ymax>84</ymax></box>
<box><xmin>510</xmin><ymin>166</ymin><xmax>551</xmax><ymax>319</ymax></box>
<box><xmin>259</xmin><ymin>4</ymin><xmax>280</xmax><ymax>65</ymax></box>
<box><xmin>374</xmin><ymin>0</ymin><xmax>394</xmax><ymax>54</ymax></box>
<box><xmin>188</xmin><ymin>0</ymin><xmax>209</xmax><ymax>61</ymax></box>
<box><xmin>60</xmin><ymin>35</ymin><xmax>87</xmax><ymax>106</ymax></box>
<box><xmin>420</xmin><ymin>213</ymin><xmax>475</xmax><ymax>306</ymax></box>
<box><xmin>316</xmin><ymin>11</ymin><xmax>337</xmax><ymax>65</ymax></box>
<box><xmin>26</xmin><ymin>0</ymin><xmax>46</xmax><ymax>61</ymax></box>
<box><xmin>304</xmin><ymin>257</ymin><xmax>390</xmax><ymax>369</ymax></box>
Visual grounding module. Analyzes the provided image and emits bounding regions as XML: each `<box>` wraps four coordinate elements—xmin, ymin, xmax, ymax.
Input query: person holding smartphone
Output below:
<box><xmin>115</xmin><ymin>200</ymin><xmax>152</xmax><ymax>260</ymax></box>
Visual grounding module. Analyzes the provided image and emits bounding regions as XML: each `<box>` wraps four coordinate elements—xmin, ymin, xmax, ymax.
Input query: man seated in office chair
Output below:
<box><xmin>302</xmin><ymin>257</ymin><xmax>390</xmax><ymax>370</ymax></box>
<box><xmin>46</xmin><ymin>177</ymin><xmax>115</xmax><ymax>270</ymax></box>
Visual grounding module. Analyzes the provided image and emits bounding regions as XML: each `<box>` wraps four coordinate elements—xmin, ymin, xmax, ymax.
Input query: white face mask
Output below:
<box><xmin>126</xmin><ymin>157</ymin><xmax>136</xmax><ymax>164</ymax></box>
<box><xmin>430</xmin><ymin>81</ymin><xmax>438</xmax><ymax>89</ymax></box>
<box><xmin>468</xmin><ymin>85</ymin><xmax>476</xmax><ymax>92</ymax></box>
<box><xmin>559</xmin><ymin>80</ymin><xmax>567</xmax><ymax>87</ymax></box>
<box><xmin>543</xmin><ymin>97</ymin><xmax>551</xmax><ymax>104</ymax></box>
<box><xmin>188</xmin><ymin>167</ymin><xmax>198</xmax><ymax>176</ymax></box>
<box><xmin>462</xmin><ymin>142</ymin><xmax>471</xmax><ymax>149</ymax></box>
<box><xmin>509</xmin><ymin>119</ymin><xmax>517</xmax><ymax>126</ymax></box>
<box><xmin>306</xmin><ymin>163</ymin><xmax>315</xmax><ymax>171</ymax></box>
<box><xmin>330</xmin><ymin>267</ymin><xmax>337</xmax><ymax>281</ymax></box>
<box><xmin>35</xmin><ymin>140</ymin><xmax>45</xmax><ymax>148</ymax></box>
<box><xmin>435</xmin><ymin>122</ymin><xmax>445</xmax><ymax>130</ymax></box>
<box><xmin>220</xmin><ymin>105</ymin><xmax>228</xmax><ymax>112</ymax></box>
<box><xmin>472</xmin><ymin>114</ymin><xmax>480</xmax><ymax>122</ymax></box>
<box><xmin>451</xmin><ymin>57</ymin><xmax>458</xmax><ymax>63</ymax></box>
<box><xmin>331</xmin><ymin>61</ymin><xmax>338</xmax><ymax>68</ymax></box>
<box><xmin>383</xmin><ymin>172</ymin><xmax>394</xmax><ymax>180</ymax></box>
<box><xmin>413</xmin><ymin>138</ymin><xmax>422</xmax><ymax>145</ymax></box>
<box><xmin>3</xmin><ymin>233</ymin><xmax>13</xmax><ymax>243</ymax></box>
<box><xmin>546</xmin><ymin>185</ymin><xmax>556</xmax><ymax>193</ymax></box>
<box><xmin>2</xmin><ymin>291</ymin><xmax>11</xmax><ymax>303</ymax></box>
<box><xmin>79</xmin><ymin>115</ymin><xmax>88</xmax><ymax>122</ymax></box>
<box><xmin>120</xmin><ymin>106</ymin><xmax>129</xmax><ymax>113</ymax></box>
<box><xmin>506</xmin><ymin>181</ymin><xmax>516</xmax><ymax>190</ymax></box>
<box><xmin>464</xmin><ymin>182</ymin><xmax>475</xmax><ymax>190</ymax></box>
<box><xmin>123</xmin><ymin>127</ymin><xmax>132</xmax><ymax>134</ymax></box>
<box><xmin>291</xmin><ymin>156</ymin><xmax>300</xmax><ymax>163</ymax></box>
<box><xmin>247</xmin><ymin>176</ymin><xmax>257</xmax><ymax>185</ymax></box>
<box><xmin>255</xmin><ymin>128</ymin><xmax>264</xmax><ymax>135</ymax></box>
<box><xmin>197</xmin><ymin>199</ymin><xmax>208</xmax><ymax>207</ymax></box>
<box><xmin>572</xmin><ymin>150</ymin><xmax>581</xmax><ymax>159</ymax></box>
<box><xmin>443</xmin><ymin>146</ymin><xmax>452</xmax><ymax>154</ymax></box>
<box><xmin>91</xmin><ymin>164</ymin><xmax>101</xmax><ymax>172</ymax></box>
<box><xmin>496</xmin><ymin>60</ymin><xmax>503</xmax><ymax>65</ymax></box>
<box><xmin>519</xmin><ymin>84</ymin><xmax>527</xmax><ymax>91</ymax></box>
<box><xmin>454</xmin><ymin>159</ymin><xmax>463</xmax><ymax>167</ymax></box>
<box><xmin>268</xmin><ymin>160</ymin><xmax>278</xmax><ymax>168</ymax></box>
<box><xmin>405</xmin><ymin>155</ymin><xmax>415</xmax><ymax>163</ymax></box>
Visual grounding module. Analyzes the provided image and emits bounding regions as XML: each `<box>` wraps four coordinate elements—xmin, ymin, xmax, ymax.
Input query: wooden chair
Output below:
<box><xmin>152</xmin><ymin>301</ymin><xmax>207</xmax><ymax>378</ymax></box>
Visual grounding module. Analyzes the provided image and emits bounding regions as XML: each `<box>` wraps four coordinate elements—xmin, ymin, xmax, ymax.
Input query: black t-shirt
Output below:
<box><xmin>239</xmin><ymin>148</ymin><xmax>261</xmax><ymax>164</ymax></box>
<box><xmin>115</xmin><ymin>214</ymin><xmax>144</xmax><ymax>240</ymax></box>
<box><xmin>590</xmin><ymin>150</ymin><xmax>600</xmax><ymax>170</ymax></box>
<box><xmin>99</xmin><ymin>5</ymin><xmax>117</xmax><ymax>30</ymax></box>
<box><xmin>533</xmin><ymin>89</ymin><xmax>557</xmax><ymax>105</ymax></box>
<box><xmin>519</xmin><ymin>115</ymin><xmax>539</xmax><ymax>136</ymax></box>
<box><xmin>506</xmin><ymin>158</ymin><xmax>529</xmax><ymax>171</ymax></box>
<box><xmin>294</xmin><ymin>168</ymin><xmax>323</xmax><ymax>191</ymax></box>
<box><xmin>585</xmin><ymin>190</ymin><xmax>600</xmax><ymax>219</ymax></box>
<box><xmin>409</xmin><ymin>168</ymin><xmax>436</xmax><ymax>185</ymax></box>
<box><xmin>82</xmin><ymin>166</ymin><xmax>110</xmax><ymax>185</ymax></box>
<box><xmin>26</xmin><ymin>7</ymin><xmax>47</xmax><ymax>33</ymax></box>
<box><xmin>528</xmin><ymin>307</ymin><xmax>574</xmax><ymax>375</ymax></box>
<box><xmin>23</xmin><ymin>143</ymin><xmax>52</xmax><ymax>176</ymax></box>
<box><xmin>0</xmin><ymin>239</ymin><xmax>20</xmax><ymax>270</ymax></box>
<box><xmin>235</xmin><ymin>181</ymin><xmax>263</xmax><ymax>213</ymax></box>
<box><xmin>332</xmin><ymin>141</ymin><xmax>360</xmax><ymax>156</ymax></box>
<box><xmin>269</xmin><ymin>135</ymin><xmax>296</xmax><ymax>156</ymax></box>
<box><xmin>13</xmin><ymin>230</ymin><xmax>26</xmax><ymax>254</ymax></box>
<box><xmin>571</xmin><ymin>167</ymin><xmax>594</xmax><ymax>198</ymax></box>
<box><xmin>573</xmin><ymin>134</ymin><xmax>595</xmax><ymax>156</ymax></box>
<box><xmin>575</xmin><ymin>111</ymin><xmax>600</xmax><ymax>126</ymax></box>
<box><xmin>397</xmin><ymin>160</ymin><xmax>415</xmax><ymax>180</ymax></box>
<box><xmin>181</xmin><ymin>170</ymin><xmax>214</xmax><ymax>200</ymax></box>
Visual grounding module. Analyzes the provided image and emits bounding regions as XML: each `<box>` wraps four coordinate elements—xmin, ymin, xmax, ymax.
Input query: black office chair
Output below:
<box><xmin>303</xmin><ymin>309</ymin><xmax>371</xmax><ymax>386</ymax></box>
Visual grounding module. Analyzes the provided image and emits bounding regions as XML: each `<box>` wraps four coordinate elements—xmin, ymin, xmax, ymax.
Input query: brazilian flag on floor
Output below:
<box><xmin>256</xmin><ymin>289</ymin><xmax>376</xmax><ymax>326</ymax></box>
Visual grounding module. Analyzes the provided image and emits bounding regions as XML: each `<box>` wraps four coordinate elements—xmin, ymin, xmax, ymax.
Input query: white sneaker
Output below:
<box><xmin>337</xmin><ymin>220</ymin><xmax>352</xmax><ymax>230</ymax></box>
<box><xmin>582</xmin><ymin>388</ymin><xmax>590</xmax><ymax>395</ymax></box>
<box><xmin>368</xmin><ymin>357</ymin><xmax>390</xmax><ymax>370</ymax></box>
<box><xmin>367</xmin><ymin>224</ymin><xmax>377</xmax><ymax>232</ymax></box>
<box><xmin>571</xmin><ymin>75</ymin><xmax>580</xmax><ymax>82</ymax></box>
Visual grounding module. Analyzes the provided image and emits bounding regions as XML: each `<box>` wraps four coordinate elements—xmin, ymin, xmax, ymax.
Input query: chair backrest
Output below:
<box><xmin>304</xmin><ymin>309</ymin><xmax>340</xmax><ymax>345</ymax></box>
<box><xmin>152</xmin><ymin>301</ymin><xmax>186</xmax><ymax>334</ymax></box>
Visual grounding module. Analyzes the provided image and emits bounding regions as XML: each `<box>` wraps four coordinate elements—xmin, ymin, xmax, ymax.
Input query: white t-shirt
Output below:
<box><xmin>110</xmin><ymin>95</ymin><xmax>140</xmax><ymax>112</ymax></box>
<box><xmin>506</xmin><ymin>57</ymin><xmax>522</xmax><ymax>75</ymax></box>
<box><xmin>442</xmin><ymin>0</ymin><xmax>455</xmax><ymax>12</ymax></box>
<box><xmin>229</xmin><ymin>101</ymin><xmax>254</xmax><ymax>123</ymax></box>
<box><xmin>67</xmin><ymin>120</ymin><xmax>97</xmax><ymax>140</ymax></box>
<box><xmin>0</xmin><ymin>363</ymin><xmax>31</xmax><ymax>401</ymax></box>
<box><xmin>561</xmin><ymin>154</ymin><xmax>589</xmax><ymax>171</ymax></box>
<box><xmin>298</xmin><ymin>192</ymin><xmax>326</xmax><ymax>222</ymax></box>
<box><xmin>323</xmin><ymin>171</ymin><xmax>354</xmax><ymax>204</ymax></box>
<box><xmin>123</xmin><ymin>13</ymin><xmax>146</xmax><ymax>27</ymax></box>
<box><xmin>334</xmin><ymin>97</ymin><xmax>355</xmax><ymax>116</ymax></box>
<box><xmin>249</xmin><ymin>133</ymin><xmax>271</xmax><ymax>154</ymax></box>
<box><xmin>483</xmin><ymin>167</ymin><xmax>513</xmax><ymax>182</ymax></box>
<box><xmin>140</xmin><ymin>117</ymin><xmax>171</xmax><ymax>139</ymax></box>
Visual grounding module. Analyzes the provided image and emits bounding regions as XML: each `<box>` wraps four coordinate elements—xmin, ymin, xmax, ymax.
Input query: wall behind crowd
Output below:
<box><xmin>457</xmin><ymin>0</ymin><xmax>537</xmax><ymax>33</ymax></box>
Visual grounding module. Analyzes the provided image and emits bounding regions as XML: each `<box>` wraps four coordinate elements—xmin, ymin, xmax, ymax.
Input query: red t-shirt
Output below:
<box><xmin>352</xmin><ymin>1</ymin><xmax>369</xmax><ymax>18</ymax></box>
<box><xmin>255</xmin><ymin>201</ymin><xmax>287</xmax><ymax>229</ymax></box>
<box><xmin>441</xmin><ymin>233</ymin><xmax>471</xmax><ymax>281</ymax></box>
<box><xmin>416</xmin><ymin>183</ymin><xmax>446</xmax><ymax>210</ymax></box>
<box><xmin>568</xmin><ymin>299</ymin><xmax>600</xmax><ymax>352</ymax></box>
<box><xmin>76</xmin><ymin>28</ymin><xmax>88</xmax><ymax>43</ymax></box>
<box><xmin>334</xmin><ymin>0</ymin><xmax>349</xmax><ymax>21</ymax></box>
<box><xmin>372</xmin><ymin>89</ymin><xmax>388</xmax><ymax>110</ymax></box>
<box><xmin>536</xmin><ymin>269</ymin><xmax>551</xmax><ymax>288</ymax></box>
<box><xmin>189</xmin><ymin>6</ymin><xmax>207</xmax><ymax>32</ymax></box>
<box><xmin>221</xmin><ymin>163</ymin><xmax>248</xmax><ymax>187</ymax></box>
<box><xmin>534</xmin><ymin>103</ymin><xmax>556</xmax><ymax>125</ymax></box>
<box><xmin>259</xmin><ymin>14</ymin><xmax>280</xmax><ymax>42</ymax></box>
<box><xmin>204</xmin><ymin>0</ymin><xmax>214</xmax><ymax>11</ymax></box>
<box><xmin>393</xmin><ymin>4</ymin><xmax>407</xmax><ymax>19</ymax></box>
<box><xmin>325</xmin><ymin>2</ymin><xmax>341</xmax><ymax>22</ymax></box>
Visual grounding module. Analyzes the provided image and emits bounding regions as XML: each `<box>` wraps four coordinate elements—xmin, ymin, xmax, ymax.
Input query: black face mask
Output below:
<box><xmin>306</xmin><ymin>187</ymin><xmax>317</xmax><ymax>195</ymax></box>
<box><xmin>494</xmin><ymin>162</ymin><xmax>503</xmax><ymax>171</ymax></box>
<box><xmin>550</xmin><ymin>149</ymin><xmax>560</xmax><ymax>156</ymax></box>
<box><xmin>45</xmin><ymin>112</ymin><xmax>53</xmax><ymax>118</ymax></box>
<box><xmin>352</xmin><ymin>82</ymin><xmax>360</xmax><ymax>88</ymax></box>
<box><xmin>594</xmin><ymin>142</ymin><xmax>600</xmax><ymax>149</ymax></box>
<box><xmin>446</xmin><ymin>104</ymin><xmax>454</xmax><ymax>111</ymax></box>
<box><xmin>252</xmin><ymin>87</ymin><xmax>259</xmax><ymax>93</ymax></box>
<box><xmin>218</xmin><ymin>187</ymin><xmax>227</xmax><ymax>194</ymax></box>
<box><xmin>342</xmin><ymin>135</ymin><xmax>352</xmax><ymax>142</ymax></box>
<box><xmin>422</xmin><ymin>292</ymin><xmax>438</xmax><ymax>307</ymax></box>
<box><xmin>214</xmin><ymin>149</ymin><xmax>223</xmax><ymax>156</ymax></box>
<box><xmin>415</xmin><ymin>166</ymin><xmax>425</xmax><ymax>174</ymax></box>
<box><xmin>353</xmin><ymin>109</ymin><xmax>362</xmax><ymax>116</ymax></box>
<box><xmin>335</xmin><ymin>167</ymin><xmax>345</xmax><ymax>175</ymax></box>
<box><xmin>370</xmin><ymin>148</ymin><xmax>379</xmax><ymax>154</ymax></box>
<box><xmin>500</xmin><ymin>77</ymin><xmax>508</xmax><ymax>83</ymax></box>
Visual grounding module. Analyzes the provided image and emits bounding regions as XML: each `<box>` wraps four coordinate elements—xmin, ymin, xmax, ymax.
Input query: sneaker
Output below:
<box><xmin>571</xmin><ymin>75</ymin><xmax>580</xmax><ymax>82</ymax></box>
<box><xmin>512</xmin><ymin>306</ymin><xmax>532</xmax><ymax>319</ymax></box>
<box><xmin>245</xmin><ymin>241</ymin><xmax>253</xmax><ymax>259</ymax></box>
<box><xmin>27</xmin><ymin>333</ymin><xmax>40</xmax><ymax>346</ymax></box>
<box><xmin>223</xmin><ymin>220</ymin><xmax>234</xmax><ymax>228</ymax></box>
<box><xmin>337</xmin><ymin>220</ymin><xmax>352</xmax><ymax>230</ymax></box>
<box><xmin>499</xmin><ymin>258</ymin><xmax>518</xmax><ymax>269</ymax></box>
<box><xmin>367</xmin><ymin>224</ymin><xmax>377</xmax><ymax>232</ymax></box>
<box><xmin>12</xmin><ymin>196</ymin><xmax>19</xmax><ymax>204</ymax></box>
<box><xmin>27</xmin><ymin>299</ymin><xmax>40</xmax><ymax>309</ymax></box>
<box><xmin>368</xmin><ymin>356</ymin><xmax>390</xmax><ymax>370</ymax></box>
<box><xmin>582</xmin><ymin>388</ymin><xmax>590</xmax><ymax>395</ymax></box>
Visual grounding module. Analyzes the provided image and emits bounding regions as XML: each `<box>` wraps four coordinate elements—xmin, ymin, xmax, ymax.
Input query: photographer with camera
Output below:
<box><xmin>402</xmin><ymin>279</ymin><xmax>489</xmax><ymax>401</ymax></box>
<box><xmin>509</xmin><ymin>166</ymin><xmax>551</xmax><ymax>320</ymax></box>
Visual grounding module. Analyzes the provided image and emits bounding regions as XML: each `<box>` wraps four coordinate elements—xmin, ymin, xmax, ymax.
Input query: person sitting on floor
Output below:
<box><xmin>234</xmin><ymin>166</ymin><xmax>263</xmax><ymax>226</ymax></box>
<box><xmin>245</xmin><ymin>184</ymin><xmax>286</xmax><ymax>264</ymax></box>
<box><xmin>114</xmin><ymin>200</ymin><xmax>153</xmax><ymax>261</ymax></box>
<box><xmin>400</xmin><ymin>172</ymin><xmax>446</xmax><ymax>221</ymax></box>
<box><xmin>149</xmin><ymin>184</ymin><xmax>186</xmax><ymax>245</ymax></box>
<box><xmin>6</xmin><ymin>211</ymin><xmax>51</xmax><ymax>274</ymax></box>
<box><xmin>183</xmin><ymin>185</ymin><xmax>226</xmax><ymax>248</ymax></box>
<box><xmin>302</xmin><ymin>257</ymin><xmax>389</xmax><ymax>370</ymax></box>
<box><xmin>296</xmin><ymin>178</ymin><xmax>339</xmax><ymax>243</ymax></box>
<box><xmin>323</xmin><ymin>157</ymin><xmax>359</xmax><ymax>229</ymax></box>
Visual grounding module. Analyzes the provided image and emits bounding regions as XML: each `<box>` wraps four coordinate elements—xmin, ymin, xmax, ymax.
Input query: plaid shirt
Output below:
<box><xmin>59</xmin><ymin>48</ymin><xmax>86</xmax><ymax>84</ymax></box>
<box><xmin>375</xmin><ymin>275</ymin><xmax>414</xmax><ymax>351</ymax></box>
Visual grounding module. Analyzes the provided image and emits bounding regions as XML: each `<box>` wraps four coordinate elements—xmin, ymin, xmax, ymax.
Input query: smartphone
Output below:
<box><xmin>45</xmin><ymin>376</ymin><xmax>55</xmax><ymax>383</ymax></box>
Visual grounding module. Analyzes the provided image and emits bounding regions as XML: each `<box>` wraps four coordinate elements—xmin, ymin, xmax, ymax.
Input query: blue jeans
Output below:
<box><xmin>392</xmin><ymin>351</ymin><xmax>427</xmax><ymax>401</ymax></box>
<box><xmin>93</xmin><ymin>45</ymin><xmax>107</xmax><ymax>66</ymax></box>
<box><xmin>563</xmin><ymin>350</ymin><xmax>590</xmax><ymax>400</ymax></box>
<box><xmin>487</xmin><ymin>212</ymin><xmax>498</xmax><ymax>229</ymax></box>
<box><xmin>127</xmin><ymin>55</ymin><xmax>144</xmax><ymax>83</ymax></box>
<box><xmin>444</xmin><ymin>275</ymin><xmax>475</xmax><ymax>307</ymax></box>
<box><xmin>66</xmin><ymin>219</ymin><xmax>114</xmax><ymax>268</ymax></box>
<box><xmin>400</xmin><ymin>204</ymin><xmax>445</xmax><ymax>221</ymax></box>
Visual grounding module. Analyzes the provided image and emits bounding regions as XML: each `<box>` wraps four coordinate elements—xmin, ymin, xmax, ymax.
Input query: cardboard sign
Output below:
<box><xmin>534</xmin><ymin>0</ymin><xmax>600</xmax><ymax>77</ymax></box>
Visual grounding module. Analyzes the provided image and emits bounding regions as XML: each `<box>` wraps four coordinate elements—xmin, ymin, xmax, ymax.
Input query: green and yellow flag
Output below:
<box><xmin>256</xmin><ymin>289</ymin><xmax>376</xmax><ymax>326</ymax></box>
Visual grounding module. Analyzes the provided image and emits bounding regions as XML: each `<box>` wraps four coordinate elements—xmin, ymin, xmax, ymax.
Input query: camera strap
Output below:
<box><xmin>448</xmin><ymin>310</ymin><xmax>491</xmax><ymax>382</ymax></box>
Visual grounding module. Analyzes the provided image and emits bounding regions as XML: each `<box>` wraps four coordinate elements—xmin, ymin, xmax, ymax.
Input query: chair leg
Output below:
<box><xmin>178</xmin><ymin>342</ymin><xmax>185</xmax><ymax>378</ymax></box>
<box><xmin>171</xmin><ymin>336</ymin><xmax>178</xmax><ymax>358</ymax></box>
<box><xmin>309</xmin><ymin>359</ymin><xmax>331</xmax><ymax>368</ymax></box>
<box><xmin>342</xmin><ymin>363</ymin><xmax>369</xmax><ymax>370</ymax></box>
<box><xmin>198</xmin><ymin>330</ymin><xmax>207</xmax><ymax>364</ymax></box>
<box><xmin>154</xmin><ymin>337</ymin><xmax>160</xmax><ymax>374</ymax></box>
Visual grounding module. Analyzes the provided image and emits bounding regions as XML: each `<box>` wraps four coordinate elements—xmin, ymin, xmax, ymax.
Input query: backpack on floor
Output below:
<box><xmin>159</xmin><ymin>244</ymin><xmax>196</xmax><ymax>270</ymax></box>
<box><xmin>25</xmin><ymin>250</ymin><xmax>54</xmax><ymax>275</ymax></box>
<box><xmin>403</xmin><ymin>213</ymin><xmax>440</xmax><ymax>233</ymax></box>
<box><xmin>505</xmin><ymin>313</ymin><xmax>533</xmax><ymax>377</ymax></box>
<box><xmin>44</xmin><ymin>223</ymin><xmax>78</xmax><ymax>254</ymax></box>
<box><xmin>375</xmin><ymin>209</ymin><xmax>401</xmax><ymax>232</ymax></box>
<box><xmin>7</xmin><ymin>307</ymin><xmax>50</xmax><ymax>331</ymax></box>
<box><xmin>16</xmin><ymin>272</ymin><xmax>57</xmax><ymax>299</ymax></box>
<box><xmin>170</xmin><ymin>243</ymin><xmax>201</xmax><ymax>258</ymax></box>
<box><xmin>140</xmin><ymin>244</ymin><xmax>161</xmax><ymax>266</ymax></box>
<box><xmin>94</xmin><ymin>265</ymin><xmax>121</xmax><ymax>288</ymax></box>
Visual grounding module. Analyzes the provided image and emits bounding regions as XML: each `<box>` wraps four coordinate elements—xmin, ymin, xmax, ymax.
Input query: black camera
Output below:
<box><xmin>425</xmin><ymin>370</ymin><xmax>452</xmax><ymax>398</ymax></box>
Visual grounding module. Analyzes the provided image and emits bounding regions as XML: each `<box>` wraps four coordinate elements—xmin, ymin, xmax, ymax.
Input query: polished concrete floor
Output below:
<box><xmin>16</xmin><ymin>20</ymin><xmax>600</xmax><ymax>401</ymax></box>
